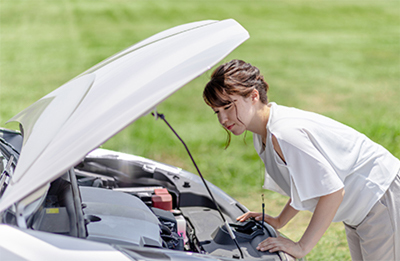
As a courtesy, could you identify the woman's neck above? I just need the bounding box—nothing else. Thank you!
[247,102,270,137]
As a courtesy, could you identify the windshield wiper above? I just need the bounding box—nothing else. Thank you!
[0,155,14,196]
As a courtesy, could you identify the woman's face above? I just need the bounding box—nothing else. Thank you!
[212,94,254,136]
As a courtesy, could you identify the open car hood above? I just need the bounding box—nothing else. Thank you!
[0,19,249,213]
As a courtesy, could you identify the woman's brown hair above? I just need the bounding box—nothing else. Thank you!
[203,59,269,148]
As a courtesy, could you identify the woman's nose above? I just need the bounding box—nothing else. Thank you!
[218,112,228,125]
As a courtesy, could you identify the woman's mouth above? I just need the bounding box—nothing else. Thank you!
[226,124,234,131]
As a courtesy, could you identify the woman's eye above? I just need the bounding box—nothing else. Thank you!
[224,105,232,110]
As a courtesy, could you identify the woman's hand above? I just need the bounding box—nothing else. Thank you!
[256,236,306,259]
[236,211,263,222]
[236,211,282,230]
[237,211,306,258]
[257,188,345,258]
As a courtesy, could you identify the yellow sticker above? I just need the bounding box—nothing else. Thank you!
[46,208,59,214]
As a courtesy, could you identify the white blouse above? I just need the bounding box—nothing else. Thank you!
[254,103,400,226]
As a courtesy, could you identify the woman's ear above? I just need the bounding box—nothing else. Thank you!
[251,89,259,103]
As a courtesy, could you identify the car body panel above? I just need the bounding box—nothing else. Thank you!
[0,224,131,261]
[0,19,249,213]
[0,224,242,261]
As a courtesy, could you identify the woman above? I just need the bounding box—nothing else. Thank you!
[203,59,399,260]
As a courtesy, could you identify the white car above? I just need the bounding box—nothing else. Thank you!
[0,19,299,261]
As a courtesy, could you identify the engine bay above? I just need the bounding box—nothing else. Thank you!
[1,132,292,260]
[71,149,289,260]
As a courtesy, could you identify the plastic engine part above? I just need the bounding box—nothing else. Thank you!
[152,188,172,211]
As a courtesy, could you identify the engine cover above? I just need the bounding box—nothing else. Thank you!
[79,187,162,247]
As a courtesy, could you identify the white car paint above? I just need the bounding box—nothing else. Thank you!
[0,224,131,261]
[0,19,249,213]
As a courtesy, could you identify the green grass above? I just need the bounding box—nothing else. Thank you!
[1,1,399,260]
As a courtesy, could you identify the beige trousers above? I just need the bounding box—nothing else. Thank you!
[344,170,400,261]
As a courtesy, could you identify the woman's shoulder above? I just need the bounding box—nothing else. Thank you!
[268,103,311,131]
[268,103,368,151]
[268,103,346,143]
[269,102,342,131]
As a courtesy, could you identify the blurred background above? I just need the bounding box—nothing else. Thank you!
[1,1,399,260]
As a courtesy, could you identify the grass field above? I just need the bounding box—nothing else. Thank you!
[1,1,399,260]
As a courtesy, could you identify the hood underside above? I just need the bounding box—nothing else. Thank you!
[0,19,249,213]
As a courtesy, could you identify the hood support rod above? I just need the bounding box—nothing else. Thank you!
[153,112,244,259]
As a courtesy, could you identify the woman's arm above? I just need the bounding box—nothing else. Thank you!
[257,188,345,258]
[275,198,299,229]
